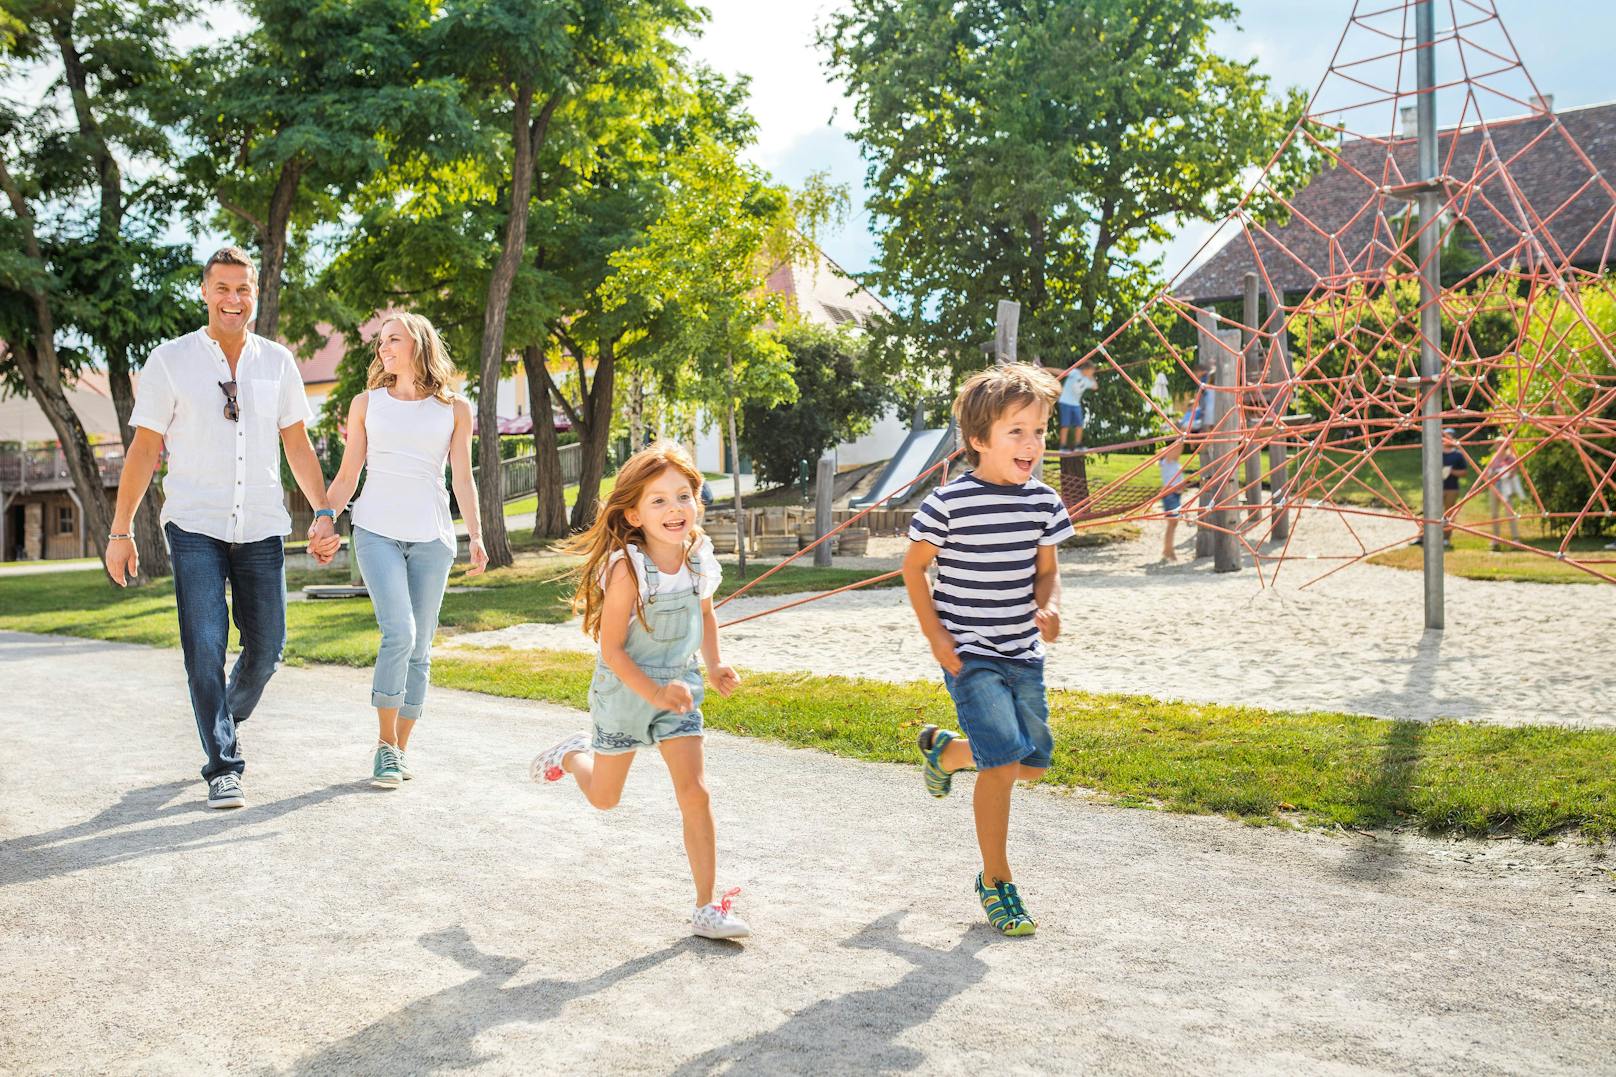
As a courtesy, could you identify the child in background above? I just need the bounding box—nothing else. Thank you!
[1056,357,1099,449]
[1159,435,1188,562]
[1481,436,1524,550]
[530,442,749,940]
[903,364,1073,937]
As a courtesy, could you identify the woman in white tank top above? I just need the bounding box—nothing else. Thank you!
[325,313,487,788]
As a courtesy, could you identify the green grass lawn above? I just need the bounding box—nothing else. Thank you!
[4,562,1610,842]
[0,557,903,668]
[1300,447,1612,583]
[432,647,1616,842]
[500,474,618,519]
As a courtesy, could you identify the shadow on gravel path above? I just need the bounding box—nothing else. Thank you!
[673,912,995,1075]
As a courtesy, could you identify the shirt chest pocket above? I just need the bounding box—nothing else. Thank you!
[247,379,282,432]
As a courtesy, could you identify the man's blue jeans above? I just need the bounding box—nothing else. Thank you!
[166,524,286,781]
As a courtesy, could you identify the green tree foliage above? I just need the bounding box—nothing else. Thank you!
[170,0,468,343]
[822,0,1307,405]
[1509,286,1616,539]
[1,0,198,576]
[739,321,893,489]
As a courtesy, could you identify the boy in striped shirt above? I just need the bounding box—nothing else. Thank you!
[902,363,1074,936]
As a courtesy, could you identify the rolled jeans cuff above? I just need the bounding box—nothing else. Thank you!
[398,701,425,720]
[371,688,406,708]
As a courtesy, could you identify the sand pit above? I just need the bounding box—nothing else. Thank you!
[449,505,1616,728]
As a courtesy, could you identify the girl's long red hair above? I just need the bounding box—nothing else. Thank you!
[563,441,706,640]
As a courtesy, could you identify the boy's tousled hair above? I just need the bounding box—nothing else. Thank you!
[561,441,706,640]
[952,363,1061,467]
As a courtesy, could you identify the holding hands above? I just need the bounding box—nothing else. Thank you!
[306,515,341,565]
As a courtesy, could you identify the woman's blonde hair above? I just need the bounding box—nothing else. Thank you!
[562,441,706,640]
[366,312,457,404]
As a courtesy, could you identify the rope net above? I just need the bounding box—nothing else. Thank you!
[720,0,1616,624]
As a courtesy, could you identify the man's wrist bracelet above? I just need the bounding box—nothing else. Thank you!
[108,532,133,541]
[313,508,336,521]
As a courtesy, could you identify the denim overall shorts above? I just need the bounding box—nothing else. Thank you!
[589,549,707,754]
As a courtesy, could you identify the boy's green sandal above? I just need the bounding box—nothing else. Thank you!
[976,873,1037,937]
[917,724,964,798]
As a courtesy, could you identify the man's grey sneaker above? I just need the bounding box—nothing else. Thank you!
[917,724,964,798]
[531,731,591,783]
[397,748,414,781]
[372,742,403,789]
[207,773,245,810]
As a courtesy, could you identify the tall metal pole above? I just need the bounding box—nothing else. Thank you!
[1416,0,1444,629]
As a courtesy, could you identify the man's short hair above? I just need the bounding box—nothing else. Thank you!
[203,246,256,282]
[952,363,1060,467]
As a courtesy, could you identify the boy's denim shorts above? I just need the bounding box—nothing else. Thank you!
[1161,490,1183,516]
[1057,402,1085,429]
[942,653,1054,770]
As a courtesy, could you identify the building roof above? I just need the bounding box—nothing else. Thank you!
[766,244,892,329]
[297,313,393,387]
[1177,100,1616,303]
[0,370,131,444]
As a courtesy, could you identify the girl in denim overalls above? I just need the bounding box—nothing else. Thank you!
[530,443,749,939]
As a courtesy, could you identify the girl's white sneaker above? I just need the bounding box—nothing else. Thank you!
[530,732,591,783]
[693,887,751,940]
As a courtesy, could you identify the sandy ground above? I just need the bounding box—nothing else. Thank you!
[2,630,1614,1075]
[454,506,1616,728]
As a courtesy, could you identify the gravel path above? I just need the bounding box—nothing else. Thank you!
[2,630,1613,1074]
[458,508,1616,728]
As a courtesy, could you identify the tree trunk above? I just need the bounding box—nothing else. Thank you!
[13,346,116,560]
[474,84,560,568]
[52,20,169,578]
[521,346,568,539]
[106,351,171,578]
[254,157,306,341]
[726,352,746,579]
[0,152,116,564]
[569,338,616,530]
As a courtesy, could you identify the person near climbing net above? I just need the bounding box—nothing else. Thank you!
[902,363,1074,937]
[1055,355,1099,450]
[1159,403,1194,562]
[528,441,750,941]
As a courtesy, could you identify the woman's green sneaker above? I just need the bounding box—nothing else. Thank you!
[372,742,403,789]
[917,724,964,798]
[976,873,1037,936]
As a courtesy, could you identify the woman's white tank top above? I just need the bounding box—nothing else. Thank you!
[350,388,456,550]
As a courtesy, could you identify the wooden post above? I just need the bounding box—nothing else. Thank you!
[1241,273,1263,526]
[1212,335,1242,573]
[1194,311,1218,559]
[814,450,835,567]
[1267,286,1293,542]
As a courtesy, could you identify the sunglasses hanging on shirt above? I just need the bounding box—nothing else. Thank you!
[218,380,239,422]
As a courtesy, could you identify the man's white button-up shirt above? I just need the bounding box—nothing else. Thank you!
[130,329,314,544]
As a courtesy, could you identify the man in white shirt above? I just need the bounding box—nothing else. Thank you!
[103,247,342,809]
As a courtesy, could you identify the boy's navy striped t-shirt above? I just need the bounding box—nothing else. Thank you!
[908,472,1075,661]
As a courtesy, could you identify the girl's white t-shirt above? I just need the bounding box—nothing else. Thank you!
[604,537,722,600]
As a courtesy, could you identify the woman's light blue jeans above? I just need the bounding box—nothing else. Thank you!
[353,527,455,719]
